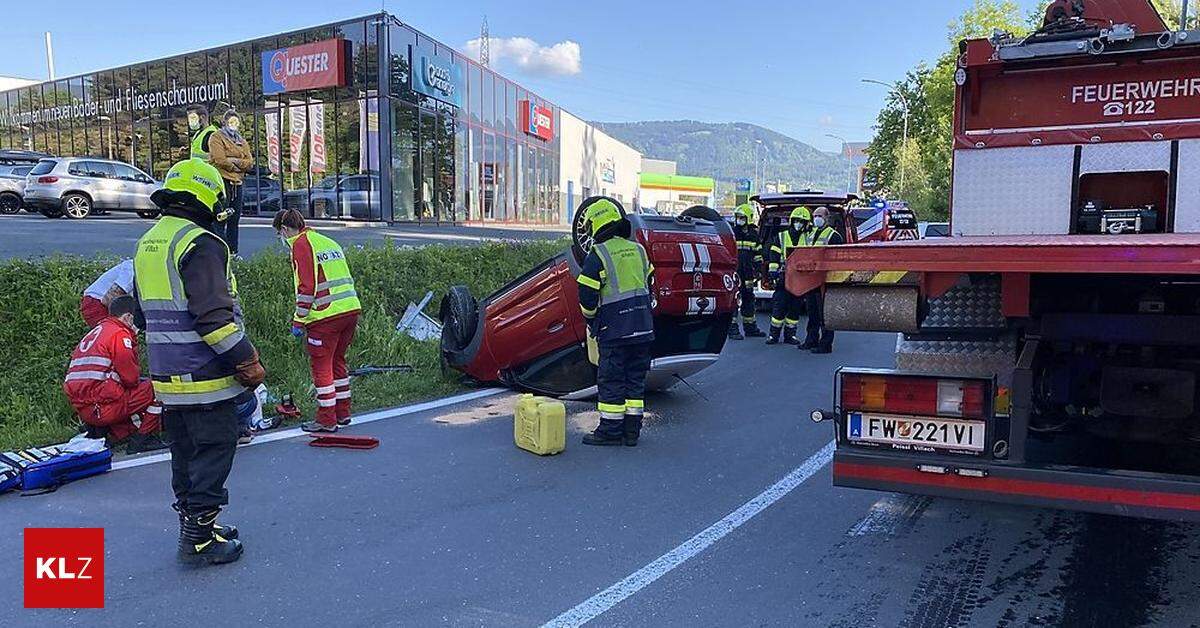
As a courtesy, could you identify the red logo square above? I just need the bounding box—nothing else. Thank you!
[24,528,104,608]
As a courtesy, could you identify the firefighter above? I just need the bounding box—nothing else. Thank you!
[799,206,844,353]
[63,294,166,454]
[765,206,812,345]
[728,203,766,339]
[134,158,265,566]
[186,104,219,162]
[576,197,654,447]
[273,208,362,433]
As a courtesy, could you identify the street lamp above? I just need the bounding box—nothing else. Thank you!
[862,78,909,198]
[825,133,854,195]
[754,139,763,193]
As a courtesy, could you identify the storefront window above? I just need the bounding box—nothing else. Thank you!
[454,120,467,221]
[391,101,417,220]
[469,64,482,126]
[389,24,415,100]
[482,71,494,127]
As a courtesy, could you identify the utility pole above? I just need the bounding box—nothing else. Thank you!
[826,133,852,195]
[44,32,55,80]
[863,78,908,198]
[754,139,763,194]
[479,16,491,68]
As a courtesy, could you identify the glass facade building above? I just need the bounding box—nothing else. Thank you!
[0,14,564,224]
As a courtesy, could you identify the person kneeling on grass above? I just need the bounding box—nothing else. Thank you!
[273,208,362,433]
[63,295,168,454]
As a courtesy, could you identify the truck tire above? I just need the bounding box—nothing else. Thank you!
[680,205,722,222]
[571,196,626,264]
[439,285,478,353]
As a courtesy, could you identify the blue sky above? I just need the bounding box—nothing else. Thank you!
[0,0,1044,152]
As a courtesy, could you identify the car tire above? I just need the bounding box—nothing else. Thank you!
[571,196,627,264]
[439,285,478,353]
[0,192,20,215]
[137,209,160,219]
[62,193,92,219]
[680,205,722,222]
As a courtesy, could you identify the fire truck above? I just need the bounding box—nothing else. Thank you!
[798,0,1200,521]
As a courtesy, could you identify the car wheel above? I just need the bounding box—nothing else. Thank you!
[680,205,723,222]
[62,193,92,219]
[0,192,20,215]
[571,196,627,264]
[439,285,478,353]
[137,209,160,219]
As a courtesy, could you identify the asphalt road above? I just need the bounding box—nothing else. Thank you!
[4,322,1200,626]
[0,213,568,260]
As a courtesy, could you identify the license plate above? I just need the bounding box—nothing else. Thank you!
[847,412,985,453]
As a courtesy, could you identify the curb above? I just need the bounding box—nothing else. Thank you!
[111,387,507,471]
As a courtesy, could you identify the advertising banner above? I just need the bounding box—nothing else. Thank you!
[288,103,307,173]
[308,101,326,174]
[413,56,463,107]
[262,39,349,95]
[519,100,554,141]
[264,110,281,175]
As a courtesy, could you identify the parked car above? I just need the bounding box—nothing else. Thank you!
[283,174,380,220]
[0,165,34,214]
[23,158,161,219]
[919,221,950,238]
[241,171,282,216]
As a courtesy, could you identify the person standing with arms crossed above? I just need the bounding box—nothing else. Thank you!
[576,197,655,447]
[273,208,362,433]
[135,158,265,565]
[209,109,254,258]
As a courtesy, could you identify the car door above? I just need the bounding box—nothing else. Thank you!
[112,164,155,209]
[72,161,121,209]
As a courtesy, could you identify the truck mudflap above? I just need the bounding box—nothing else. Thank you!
[832,449,1200,522]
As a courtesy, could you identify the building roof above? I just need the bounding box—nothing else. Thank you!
[640,172,714,192]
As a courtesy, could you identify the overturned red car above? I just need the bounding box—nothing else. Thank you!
[440,201,738,398]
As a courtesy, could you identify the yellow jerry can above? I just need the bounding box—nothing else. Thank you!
[514,393,566,455]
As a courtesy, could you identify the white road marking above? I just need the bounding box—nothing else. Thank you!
[542,439,836,628]
[111,388,506,471]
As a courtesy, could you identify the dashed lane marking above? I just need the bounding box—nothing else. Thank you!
[542,439,837,627]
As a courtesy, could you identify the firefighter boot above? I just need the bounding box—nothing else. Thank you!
[623,413,643,447]
[783,327,800,345]
[727,320,744,340]
[178,508,243,565]
[797,335,819,351]
[582,419,626,446]
[173,501,238,541]
[765,325,782,345]
[744,319,767,337]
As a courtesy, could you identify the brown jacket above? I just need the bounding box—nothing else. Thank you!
[209,129,253,184]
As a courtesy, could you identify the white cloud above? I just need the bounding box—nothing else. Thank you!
[818,114,835,127]
[464,36,582,77]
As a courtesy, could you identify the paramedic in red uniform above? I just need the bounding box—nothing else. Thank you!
[273,208,362,433]
[63,295,167,453]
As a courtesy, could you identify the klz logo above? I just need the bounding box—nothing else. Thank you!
[24,528,104,608]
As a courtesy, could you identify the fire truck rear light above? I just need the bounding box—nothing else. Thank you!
[917,464,947,475]
[956,468,987,478]
[842,373,987,419]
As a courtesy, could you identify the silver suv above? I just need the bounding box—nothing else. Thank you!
[24,157,161,219]
[0,164,34,214]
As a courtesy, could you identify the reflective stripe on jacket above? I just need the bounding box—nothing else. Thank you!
[62,318,141,406]
[134,215,245,406]
[288,228,362,326]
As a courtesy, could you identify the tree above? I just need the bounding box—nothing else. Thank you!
[863,0,1028,222]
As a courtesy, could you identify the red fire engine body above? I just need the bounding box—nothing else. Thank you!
[792,0,1200,521]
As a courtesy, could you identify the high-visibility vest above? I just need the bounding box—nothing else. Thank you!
[289,229,361,325]
[803,226,835,247]
[134,215,245,406]
[593,237,654,344]
[190,125,219,161]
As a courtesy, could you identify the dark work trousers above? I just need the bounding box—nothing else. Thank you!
[221,181,243,255]
[163,400,239,511]
[739,280,757,322]
[804,289,834,349]
[770,284,803,330]
[596,342,653,416]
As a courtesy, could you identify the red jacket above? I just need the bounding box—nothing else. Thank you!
[63,317,141,406]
